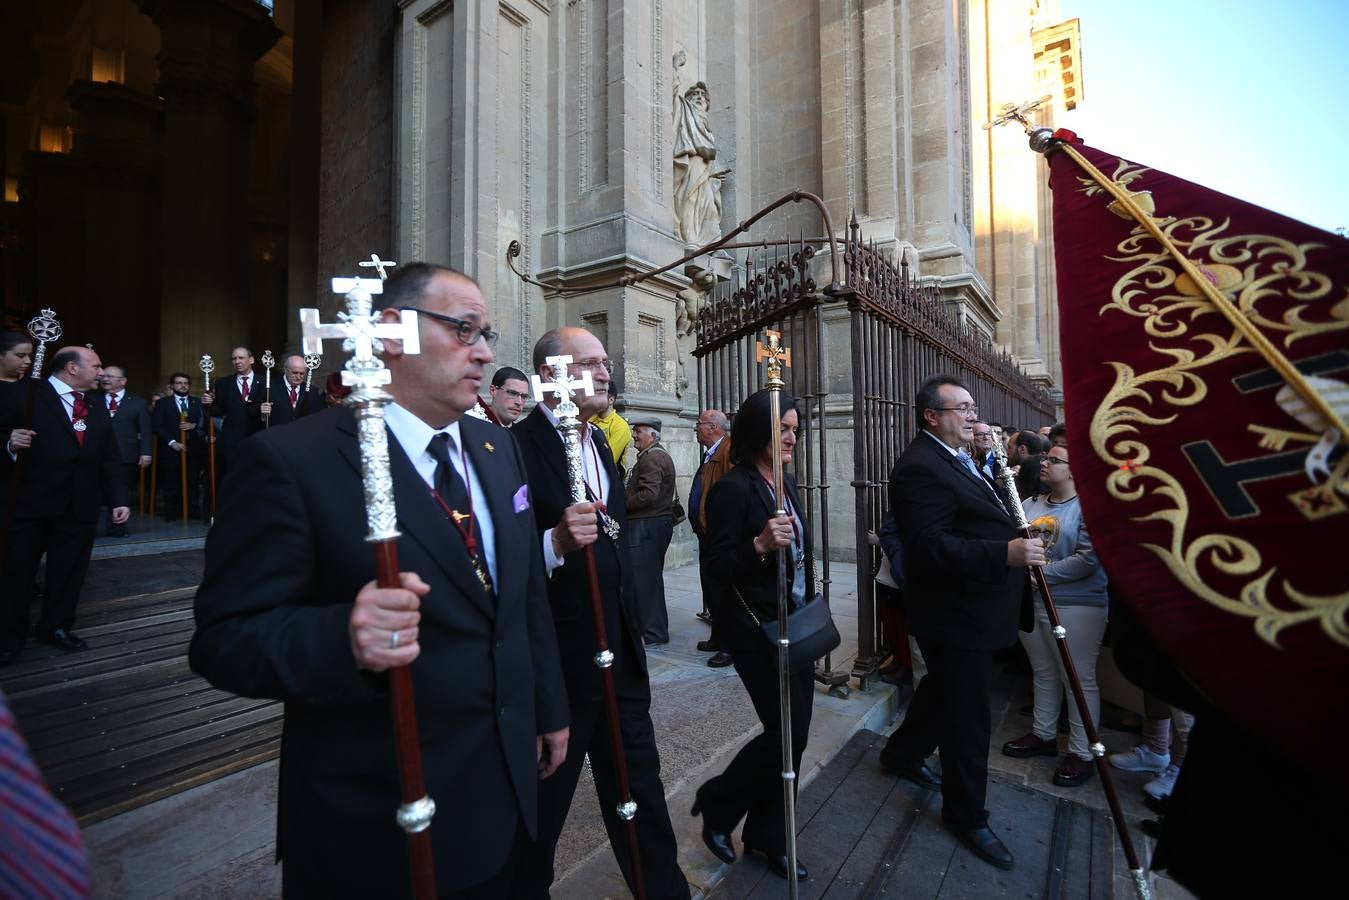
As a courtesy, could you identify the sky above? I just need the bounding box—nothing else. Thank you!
[1055,0,1348,233]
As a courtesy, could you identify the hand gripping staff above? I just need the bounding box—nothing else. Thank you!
[299,280,439,899]
[531,357,647,900]
[756,329,801,900]
[989,438,1152,900]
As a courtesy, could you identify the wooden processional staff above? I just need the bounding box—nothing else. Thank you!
[989,438,1152,900]
[299,273,439,899]
[755,329,803,900]
[199,355,217,523]
[261,350,275,428]
[531,356,647,900]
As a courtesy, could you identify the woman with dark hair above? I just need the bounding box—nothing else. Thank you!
[0,332,34,383]
[690,388,813,881]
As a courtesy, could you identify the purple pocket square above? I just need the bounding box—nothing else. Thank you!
[513,484,530,513]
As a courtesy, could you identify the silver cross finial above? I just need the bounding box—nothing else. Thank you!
[297,280,422,541]
[359,253,398,280]
[983,94,1054,133]
[299,284,420,398]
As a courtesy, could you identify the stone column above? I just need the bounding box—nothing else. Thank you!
[66,80,164,380]
[138,0,281,378]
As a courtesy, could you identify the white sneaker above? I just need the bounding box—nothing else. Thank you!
[1108,745,1171,774]
[1144,763,1181,800]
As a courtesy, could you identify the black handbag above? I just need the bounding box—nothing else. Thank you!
[735,585,841,673]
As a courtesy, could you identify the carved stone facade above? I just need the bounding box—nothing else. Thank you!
[4,0,1071,556]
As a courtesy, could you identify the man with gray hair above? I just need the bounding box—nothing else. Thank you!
[690,408,733,667]
[625,415,677,646]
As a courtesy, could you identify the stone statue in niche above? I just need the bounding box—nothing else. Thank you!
[672,50,729,249]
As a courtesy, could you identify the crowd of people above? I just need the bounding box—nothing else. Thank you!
[0,261,1209,895]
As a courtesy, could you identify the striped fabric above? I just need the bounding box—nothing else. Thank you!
[1,690,89,899]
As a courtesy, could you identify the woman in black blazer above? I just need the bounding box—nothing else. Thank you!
[691,389,813,881]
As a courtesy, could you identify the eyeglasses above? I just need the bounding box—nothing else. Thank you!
[934,405,979,418]
[568,358,614,375]
[400,307,499,347]
[1042,457,1070,466]
[494,387,530,401]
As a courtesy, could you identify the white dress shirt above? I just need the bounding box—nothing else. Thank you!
[384,403,498,587]
[537,402,610,575]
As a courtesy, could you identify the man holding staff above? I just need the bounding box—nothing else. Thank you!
[510,327,688,899]
[189,263,569,897]
[876,375,1045,870]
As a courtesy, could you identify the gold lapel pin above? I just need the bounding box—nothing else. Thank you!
[484,441,495,453]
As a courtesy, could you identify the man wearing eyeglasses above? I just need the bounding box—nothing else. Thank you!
[875,375,1046,872]
[484,366,530,426]
[512,327,689,898]
[189,262,570,897]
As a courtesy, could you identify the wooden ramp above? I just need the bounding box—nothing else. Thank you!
[712,729,1117,900]
[3,551,282,826]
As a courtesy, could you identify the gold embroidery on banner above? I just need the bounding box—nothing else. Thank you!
[1089,211,1349,649]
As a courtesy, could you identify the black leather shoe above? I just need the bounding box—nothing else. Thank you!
[946,823,1014,870]
[879,755,942,790]
[690,799,737,865]
[696,610,713,623]
[706,651,733,668]
[1001,731,1059,758]
[743,843,808,881]
[696,639,719,652]
[36,629,88,652]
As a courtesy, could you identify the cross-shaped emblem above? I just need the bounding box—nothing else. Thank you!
[755,329,792,389]
[530,355,595,421]
[25,307,61,380]
[199,354,215,394]
[983,94,1053,133]
[299,281,421,398]
[303,353,322,391]
[359,253,398,280]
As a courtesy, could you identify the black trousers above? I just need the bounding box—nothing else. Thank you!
[695,535,726,649]
[1,512,96,641]
[627,515,674,643]
[510,620,688,899]
[159,445,203,519]
[880,637,994,830]
[696,640,815,854]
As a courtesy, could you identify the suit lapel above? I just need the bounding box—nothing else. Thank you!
[334,412,495,621]
[41,382,78,445]
[521,406,569,487]
[937,444,1010,519]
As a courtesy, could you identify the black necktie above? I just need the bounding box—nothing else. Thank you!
[428,434,491,587]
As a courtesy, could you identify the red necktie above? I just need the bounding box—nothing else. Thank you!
[0,692,90,898]
[240,377,250,402]
[108,394,119,414]
[289,385,298,407]
[71,391,88,447]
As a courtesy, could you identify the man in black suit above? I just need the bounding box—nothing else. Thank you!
[189,263,570,897]
[98,365,152,536]
[876,375,1045,870]
[510,326,688,899]
[266,354,326,426]
[152,372,207,522]
[1,346,129,664]
[201,345,264,479]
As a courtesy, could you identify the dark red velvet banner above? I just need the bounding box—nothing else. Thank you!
[1047,135,1349,784]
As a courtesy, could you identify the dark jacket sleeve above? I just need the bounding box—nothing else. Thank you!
[891,454,1007,584]
[100,419,129,509]
[135,401,152,456]
[878,512,904,590]
[510,433,569,735]
[188,433,375,705]
[704,470,778,582]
